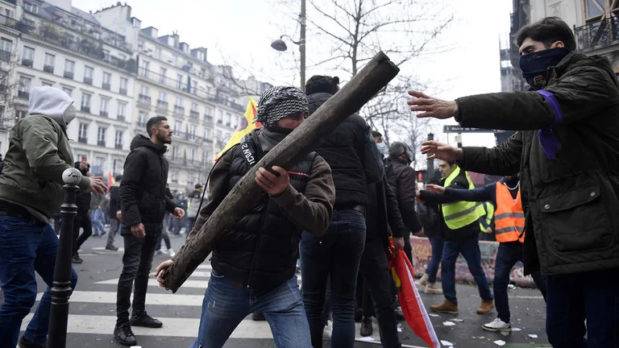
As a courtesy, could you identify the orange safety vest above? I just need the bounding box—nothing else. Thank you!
[494,182,525,243]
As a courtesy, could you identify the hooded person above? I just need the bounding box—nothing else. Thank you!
[0,86,107,348]
[155,86,336,348]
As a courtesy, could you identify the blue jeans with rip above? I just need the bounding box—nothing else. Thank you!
[300,209,366,348]
[0,215,78,347]
[441,234,492,304]
[192,273,310,348]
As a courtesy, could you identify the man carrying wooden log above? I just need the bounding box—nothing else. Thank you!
[156,86,335,348]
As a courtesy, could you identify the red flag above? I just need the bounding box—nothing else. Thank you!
[107,171,114,188]
[389,240,440,348]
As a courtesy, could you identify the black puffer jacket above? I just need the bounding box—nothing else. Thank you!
[386,158,421,233]
[455,52,619,275]
[309,92,381,208]
[120,135,176,227]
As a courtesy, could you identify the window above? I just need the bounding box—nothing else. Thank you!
[175,95,183,107]
[81,93,92,113]
[100,97,110,117]
[159,67,167,84]
[0,38,12,62]
[102,72,111,90]
[138,111,148,126]
[140,85,149,96]
[21,46,34,67]
[78,123,88,143]
[585,0,605,19]
[44,53,54,73]
[115,130,123,149]
[117,101,127,120]
[83,66,94,85]
[41,80,53,87]
[97,127,107,146]
[62,86,73,96]
[17,76,31,99]
[23,2,38,14]
[158,91,167,102]
[140,60,150,78]
[119,77,128,95]
[64,60,75,79]
[191,102,198,111]
[177,73,184,90]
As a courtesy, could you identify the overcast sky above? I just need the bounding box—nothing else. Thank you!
[72,0,513,147]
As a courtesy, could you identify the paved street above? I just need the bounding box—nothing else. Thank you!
[15,232,549,348]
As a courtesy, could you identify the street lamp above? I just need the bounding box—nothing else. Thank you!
[270,0,306,90]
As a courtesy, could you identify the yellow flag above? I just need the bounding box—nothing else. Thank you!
[215,97,260,160]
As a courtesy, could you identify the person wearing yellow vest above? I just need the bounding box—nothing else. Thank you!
[418,160,494,315]
[425,174,547,333]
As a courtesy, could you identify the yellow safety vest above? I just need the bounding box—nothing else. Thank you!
[441,166,486,230]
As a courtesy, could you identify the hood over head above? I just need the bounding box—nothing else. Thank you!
[28,86,75,128]
[130,134,167,155]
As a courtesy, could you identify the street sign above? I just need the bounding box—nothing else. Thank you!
[443,125,502,133]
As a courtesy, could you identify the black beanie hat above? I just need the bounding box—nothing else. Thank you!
[305,75,340,95]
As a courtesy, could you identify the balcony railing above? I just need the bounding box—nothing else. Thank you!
[173,105,185,116]
[117,115,126,122]
[80,106,90,113]
[575,17,619,52]
[115,143,123,150]
[97,140,106,147]
[78,137,87,144]
[100,111,108,117]
[63,71,74,79]
[102,82,111,91]
[21,59,33,67]
[190,110,199,119]
[17,90,29,99]
[83,77,93,85]
[43,65,54,73]
[119,88,127,96]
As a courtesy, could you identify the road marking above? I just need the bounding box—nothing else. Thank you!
[37,291,204,306]
[97,278,210,288]
[512,295,544,299]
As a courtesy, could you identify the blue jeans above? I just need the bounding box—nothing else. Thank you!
[441,234,492,304]
[0,215,78,347]
[494,242,546,323]
[192,274,310,348]
[546,268,619,348]
[300,209,366,348]
[426,234,444,283]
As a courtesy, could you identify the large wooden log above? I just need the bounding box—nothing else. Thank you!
[164,51,400,292]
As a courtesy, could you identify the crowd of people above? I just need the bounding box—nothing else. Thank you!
[0,15,617,348]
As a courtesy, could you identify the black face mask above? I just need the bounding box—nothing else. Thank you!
[519,47,570,90]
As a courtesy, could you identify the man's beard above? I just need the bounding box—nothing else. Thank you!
[157,133,171,144]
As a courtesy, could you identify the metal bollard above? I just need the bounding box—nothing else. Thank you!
[47,168,82,348]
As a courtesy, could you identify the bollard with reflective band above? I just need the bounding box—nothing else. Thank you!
[47,168,81,348]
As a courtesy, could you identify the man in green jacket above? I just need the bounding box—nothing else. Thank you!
[0,87,107,348]
[407,17,619,347]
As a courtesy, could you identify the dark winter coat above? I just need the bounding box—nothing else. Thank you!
[308,92,382,208]
[454,52,619,275]
[108,184,121,219]
[386,158,421,233]
[120,135,176,227]
[192,128,335,293]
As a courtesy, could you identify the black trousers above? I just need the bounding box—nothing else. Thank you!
[73,214,92,255]
[116,223,162,325]
[359,237,401,348]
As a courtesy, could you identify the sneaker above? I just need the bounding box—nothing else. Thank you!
[169,248,175,257]
[113,324,137,346]
[430,299,458,314]
[71,255,83,264]
[424,282,443,294]
[130,312,163,328]
[477,299,495,315]
[105,245,119,251]
[18,336,44,348]
[482,317,511,333]
[360,317,373,337]
[155,250,165,256]
[416,273,429,287]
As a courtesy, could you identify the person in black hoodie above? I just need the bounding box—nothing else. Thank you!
[72,160,93,264]
[301,75,382,348]
[113,116,185,346]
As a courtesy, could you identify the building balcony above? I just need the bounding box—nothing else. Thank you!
[83,77,93,85]
[0,50,11,63]
[575,17,619,52]
[102,82,111,91]
[117,115,126,122]
[43,65,54,74]
[100,111,108,118]
[137,95,151,109]
[63,71,74,79]
[17,90,29,100]
[119,88,127,96]
[80,106,90,113]
[78,137,88,144]
[173,105,185,116]
[190,110,199,119]
[21,59,33,67]
[115,143,123,150]
[156,101,168,113]
[97,140,106,147]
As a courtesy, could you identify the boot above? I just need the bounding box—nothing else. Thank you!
[430,299,458,314]
[105,244,119,251]
[416,273,429,287]
[424,282,443,294]
[18,336,44,348]
[476,299,494,315]
[130,312,163,328]
[113,324,137,346]
[360,317,373,337]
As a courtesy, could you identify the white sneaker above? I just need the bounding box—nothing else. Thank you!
[416,273,429,287]
[482,318,511,333]
[424,282,443,294]
[169,248,175,257]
